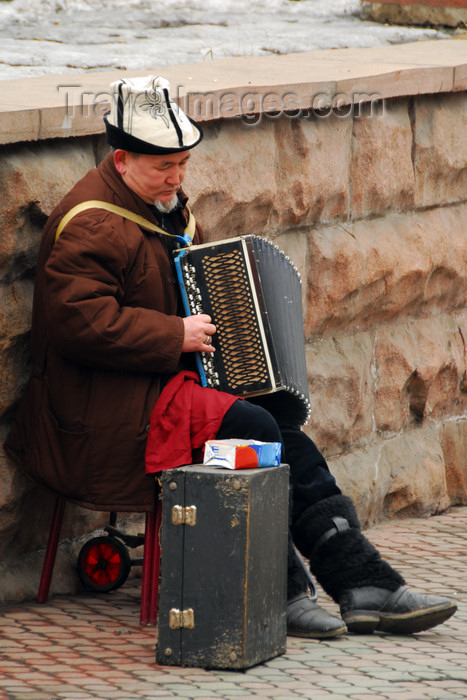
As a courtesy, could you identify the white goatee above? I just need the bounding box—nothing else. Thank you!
[153,194,180,213]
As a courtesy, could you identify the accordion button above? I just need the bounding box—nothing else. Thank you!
[168,276,176,285]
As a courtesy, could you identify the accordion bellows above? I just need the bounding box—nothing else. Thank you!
[174,236,311,426]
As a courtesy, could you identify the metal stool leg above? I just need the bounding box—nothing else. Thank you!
[148,502,162,626]
[140,509,156,625]
[37,497,66,603]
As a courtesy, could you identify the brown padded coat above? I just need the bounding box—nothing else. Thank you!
[4,152,203,511]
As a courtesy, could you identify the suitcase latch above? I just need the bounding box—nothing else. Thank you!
[169,608,195,629]
[171,505,197,526]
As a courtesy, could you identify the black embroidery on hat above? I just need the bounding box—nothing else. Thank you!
[117,82,124,131]
[140,79,170,129]
[163,88,184,148]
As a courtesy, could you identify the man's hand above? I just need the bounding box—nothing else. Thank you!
[182,314,216,353]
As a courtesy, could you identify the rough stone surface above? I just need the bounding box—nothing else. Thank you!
[184,119,278,239]
[304,314,467,459]
[272,115,352,229]
[0,280,33,418]
[362,2,467,28]
[305,330,375,457]
[184,114,352,239]
[329,423,450,527]
[0,140,101,270]
[374,315,467,432]
[304,202,467,336]
[0,89,466,603]
[439,418,467,506]
[350,99,414,219]
[413,93,467,208]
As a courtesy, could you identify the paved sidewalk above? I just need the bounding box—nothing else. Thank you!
[0,507,466,700]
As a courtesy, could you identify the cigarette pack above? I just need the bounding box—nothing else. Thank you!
[203,439,281,470]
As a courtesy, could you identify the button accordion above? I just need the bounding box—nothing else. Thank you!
[174,235,311,426]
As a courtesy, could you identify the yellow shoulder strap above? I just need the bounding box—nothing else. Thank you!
[184,206,196,241]
[54,199,195,245]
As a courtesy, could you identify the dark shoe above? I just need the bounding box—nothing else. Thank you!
[339,586,457,635]
[287,594,347,639]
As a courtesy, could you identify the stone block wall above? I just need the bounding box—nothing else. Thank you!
[0,44,466,602]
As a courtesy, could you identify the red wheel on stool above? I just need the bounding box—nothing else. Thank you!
[77,536,131,593]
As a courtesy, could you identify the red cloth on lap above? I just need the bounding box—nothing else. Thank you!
[145,370,239,473]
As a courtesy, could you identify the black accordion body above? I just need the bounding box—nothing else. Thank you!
[174,235,311,426]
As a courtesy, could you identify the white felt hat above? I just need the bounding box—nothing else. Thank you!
[104,75,203,154]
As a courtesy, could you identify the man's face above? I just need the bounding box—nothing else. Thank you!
[114,150,191,205]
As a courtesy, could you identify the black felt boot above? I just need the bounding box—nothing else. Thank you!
[292,495,456,634]
[286,534,347,639]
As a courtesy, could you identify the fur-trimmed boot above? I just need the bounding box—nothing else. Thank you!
[286,534,346,638]
[292,494,457,634]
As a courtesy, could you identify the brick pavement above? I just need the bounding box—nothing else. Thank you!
[0,507,466,700]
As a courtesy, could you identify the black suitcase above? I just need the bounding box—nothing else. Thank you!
[156,464,289,669]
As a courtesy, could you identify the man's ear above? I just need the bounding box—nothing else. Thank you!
[113,149,127,174]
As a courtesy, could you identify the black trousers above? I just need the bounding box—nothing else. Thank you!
[216,399,341,525]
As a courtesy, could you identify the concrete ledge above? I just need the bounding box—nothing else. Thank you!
[0,39,466,146]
